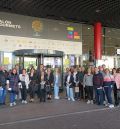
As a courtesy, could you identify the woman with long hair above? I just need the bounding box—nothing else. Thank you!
[46,68,54,100]
[54,68,61,99]
[7,68,20,107]
[29,68,37,102]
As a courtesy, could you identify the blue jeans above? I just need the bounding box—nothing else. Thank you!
[10,92,16,103]
[54,84,59,98]
[0,88,6,104]
[104,86,113,104]
[66,86,74,100]
[95,88,103,105]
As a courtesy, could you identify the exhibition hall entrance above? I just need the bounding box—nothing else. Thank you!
[13,49,64,72]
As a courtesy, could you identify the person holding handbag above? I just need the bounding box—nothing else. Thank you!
[37,70,47,102]
[19,69,29,104]
[46,68,54,100]
[65,69,75,101]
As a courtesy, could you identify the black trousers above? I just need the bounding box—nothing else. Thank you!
[21,87,27,101]
[29,83,35,99]
[116,89,120,106]
[40,89,46,102]
[85,86,93,100]
[113,83,118,105]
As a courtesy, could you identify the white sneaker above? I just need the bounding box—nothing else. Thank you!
[55,97,60,99]
[71,98,75,101]
[22,100,25,104]
[91,100,94,104]
[109,104,114,108]
[87,100,91,104]
[68,98,70,101]
[24,100,27,104]
[13,102,16,106]
[103,101,106,105]
[10,103,13,107]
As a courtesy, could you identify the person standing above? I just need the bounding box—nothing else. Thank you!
[19,69,29,104]
[93,67,104,105]
[78,67,85,99]
[37,70,47,102]
[0,66,7,105]
[7,68,20,107]
[65,69,75,101]
[54,68,61,99]
[73,67,80,100]
[103,68,114,108]
[112,68,118,106]
[114,68,120,106]
[46,68,54,100]
[83,68,93,104]
[29,68,37,102]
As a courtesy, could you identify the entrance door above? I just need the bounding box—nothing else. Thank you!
[44,57,62,69]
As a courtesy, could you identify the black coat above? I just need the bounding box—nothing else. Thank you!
[46,72,54,86]
[65,74,75,88]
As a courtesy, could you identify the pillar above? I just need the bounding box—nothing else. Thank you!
[94,22,102,66]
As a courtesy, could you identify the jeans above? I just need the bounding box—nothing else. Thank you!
[104,86,113,104]
[95,88,103,105]
[66,86,74,100]
[0,88,6,104]
[54,84,59,98]
[10,92,16,103]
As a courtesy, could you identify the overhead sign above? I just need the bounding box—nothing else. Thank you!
[0,12,82,42]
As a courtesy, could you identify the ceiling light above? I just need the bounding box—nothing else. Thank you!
[88,27,90,30]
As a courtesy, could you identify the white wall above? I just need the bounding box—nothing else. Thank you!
[0,35,82,55]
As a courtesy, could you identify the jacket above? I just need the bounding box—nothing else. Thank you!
[83,74,93,87]
[65,74,74,88]
[0,70,6,88]
[93,73,103,88]
[19,74,30,89]
[103,74,114,87]
[115,73,120,89]
[54,73,61,87]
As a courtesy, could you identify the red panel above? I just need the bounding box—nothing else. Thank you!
[94,22,102,60]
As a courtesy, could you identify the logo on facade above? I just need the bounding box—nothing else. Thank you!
[32,20,43,36]
[0,19,21,29]
[67,26,80,40]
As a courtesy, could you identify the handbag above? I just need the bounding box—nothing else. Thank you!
[46,85,50,92]
[75,86,79,93]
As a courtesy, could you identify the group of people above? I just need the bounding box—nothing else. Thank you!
[0,64,120,109]
[64,65,120,108]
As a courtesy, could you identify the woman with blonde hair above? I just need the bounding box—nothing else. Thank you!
[54,68,61,99]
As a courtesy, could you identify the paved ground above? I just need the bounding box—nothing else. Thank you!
[0,99,120,129]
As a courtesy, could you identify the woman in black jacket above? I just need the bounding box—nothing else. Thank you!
[29,68,37,102]
[37,70,47,102]
[65,69,75,101]
[46,68,54,100]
